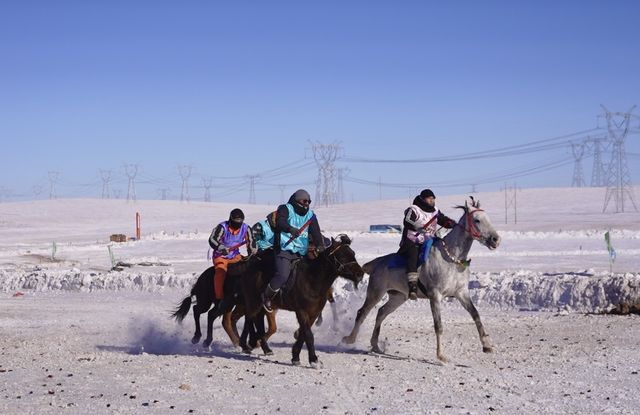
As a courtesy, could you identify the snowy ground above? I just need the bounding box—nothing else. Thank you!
[1,187,639,414]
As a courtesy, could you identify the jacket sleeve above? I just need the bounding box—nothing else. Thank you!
[308,215,323,248]
[275,204,295,233]
[245,225,256,256]
[208,224,225,250]
[403,207,421,231]
[437,211,457,229]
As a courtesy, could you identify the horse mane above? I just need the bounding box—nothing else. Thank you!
[454,196,481,213]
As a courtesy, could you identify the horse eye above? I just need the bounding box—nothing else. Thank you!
[474,219,480,223]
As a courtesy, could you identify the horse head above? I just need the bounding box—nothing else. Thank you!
[456,196,501,250]
[326,234,364,289]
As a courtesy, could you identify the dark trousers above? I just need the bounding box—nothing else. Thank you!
[270,250,299,291]
[398,241,421,274]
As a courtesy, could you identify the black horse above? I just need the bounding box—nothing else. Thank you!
[242,234,364,367]
[171,249,274,351]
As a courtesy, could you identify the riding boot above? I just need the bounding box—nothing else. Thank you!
[407,272,419,300]
[262,284,278,313]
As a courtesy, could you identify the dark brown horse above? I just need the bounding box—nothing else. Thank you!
[243,234,364,367]
[171,249,274,350]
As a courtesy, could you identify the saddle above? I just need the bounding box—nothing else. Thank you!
[387,238,435,270]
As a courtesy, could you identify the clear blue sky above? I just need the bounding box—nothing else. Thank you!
[2,1,639,203]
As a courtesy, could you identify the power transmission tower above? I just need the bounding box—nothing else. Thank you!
[336,167,349,204]
[32,185,44,198]
[278,184,286,202]
[601,105,638,213]
[113,189,122,199]
[48,171,60,199]
[99,169,112,199]
[202,177,213,202]
[310,141,341,207]
[246,174,259,204]
[124,164,138,202]
[157,187,170,200]
[178,165,192,202]
[503,182,518,224]
[585,136,609,187]
[570,142,586,187]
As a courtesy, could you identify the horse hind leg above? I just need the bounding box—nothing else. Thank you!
[191,302,209,344]
[457,290,493,353]
[370,291,406,354]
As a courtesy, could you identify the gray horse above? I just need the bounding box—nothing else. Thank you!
[342,197,500,362]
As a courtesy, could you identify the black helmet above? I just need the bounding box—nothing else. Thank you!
[228,208,245,228]
[420,189,435,199]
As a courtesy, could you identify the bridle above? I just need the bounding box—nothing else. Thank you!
[326,243,360,275]
[463,208,486,243]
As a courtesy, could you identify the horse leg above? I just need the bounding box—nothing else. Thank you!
[342,284,386,344]
[202,305,219,349]
[191,301,209,344]
[253,311,273,355]
[429,294,448,363]
[370,291,406,353]
[239,317,253,354]
[292,312,312,365]
[222,306,240,347]
[457,290,493,353]
[264,309,277,343]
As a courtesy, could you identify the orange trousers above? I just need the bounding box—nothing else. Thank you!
[213,255,242,300]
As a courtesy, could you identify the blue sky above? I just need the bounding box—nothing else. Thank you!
[1,1,639,203]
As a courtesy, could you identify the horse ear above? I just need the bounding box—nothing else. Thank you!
[339,234,351,245]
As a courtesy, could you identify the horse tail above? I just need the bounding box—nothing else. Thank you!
[171,296,192,323]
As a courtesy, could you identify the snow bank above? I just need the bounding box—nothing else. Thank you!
[3,265,639,314]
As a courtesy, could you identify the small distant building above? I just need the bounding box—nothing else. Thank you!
[369,224,401,233]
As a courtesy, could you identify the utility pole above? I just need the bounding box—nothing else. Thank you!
[48,171,60,199]
[310,141,341,207]
[178,164,192,202]
[601,105,638,213]
[124,164,138,202]
[99,169,112,199]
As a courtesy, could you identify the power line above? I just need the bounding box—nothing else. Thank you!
[342,128,601,163]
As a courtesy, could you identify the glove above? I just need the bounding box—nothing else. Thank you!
[315,243,326,253]
[218,246,229,255]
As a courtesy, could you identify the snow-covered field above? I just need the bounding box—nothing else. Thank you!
[1,187,639,414]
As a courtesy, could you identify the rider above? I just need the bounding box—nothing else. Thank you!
[209,208,255,303]
[261,189,324,312]
[399,189,456,300]
[252,219,275,251]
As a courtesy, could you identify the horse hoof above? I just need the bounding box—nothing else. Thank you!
[483,346,493,353]
[263,348,274,356]
[202,339,213,349]
[191,336,201,345]
[341,336,354,344]
[242,348,252,355]
[310,360,323,369]
[291,359,301,366]
[437,355,449,364]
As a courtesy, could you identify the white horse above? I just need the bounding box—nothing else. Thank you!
[342,197,501,362]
